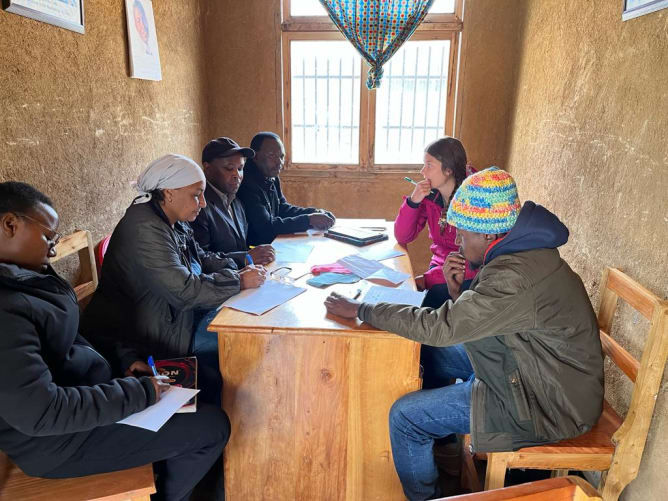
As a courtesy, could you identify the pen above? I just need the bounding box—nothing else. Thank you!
[147,355,159,377]
[404,176,418,185]
[246,253,254,266]
[353,288,362,300]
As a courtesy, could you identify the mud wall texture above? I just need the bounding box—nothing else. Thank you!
[203,0,522,276]
[505,2,667,499]
[0,0,207,240]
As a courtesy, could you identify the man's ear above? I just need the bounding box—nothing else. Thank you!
[0,213,20,239]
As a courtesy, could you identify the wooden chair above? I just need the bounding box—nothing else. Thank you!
[0,230,156,501]
[464,267,668,501]
[51,229,99,302]
[440,476,602,500]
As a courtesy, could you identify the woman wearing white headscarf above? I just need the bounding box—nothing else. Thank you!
[82,154,266,405]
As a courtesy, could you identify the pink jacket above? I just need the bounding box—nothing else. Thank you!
[394,192,478,289]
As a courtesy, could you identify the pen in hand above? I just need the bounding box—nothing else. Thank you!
[404,176,418,185]
[353,288,362,300]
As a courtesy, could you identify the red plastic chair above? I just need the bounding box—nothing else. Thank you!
[95,235,111,276]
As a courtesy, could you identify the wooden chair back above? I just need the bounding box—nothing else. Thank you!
[443,476,602,500]
[51,230,98,302]
[595,268,668,500]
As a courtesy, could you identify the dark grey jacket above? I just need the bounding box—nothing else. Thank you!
[191,184,249,268]
[358,202,604,452]
[81,200,241,371]
[0,264,154,475]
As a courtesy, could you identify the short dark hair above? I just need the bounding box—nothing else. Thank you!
[250,132,282,152]
[0,181,53,215]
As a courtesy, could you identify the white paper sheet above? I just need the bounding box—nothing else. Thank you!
[337,255,410,285]
[272,241,314,263]
[221,279,306,315]
[362,285,426,307]
[118,387,199,432]
[356,246,405,261]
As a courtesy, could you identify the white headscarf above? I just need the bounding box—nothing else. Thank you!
[133,154,206,204]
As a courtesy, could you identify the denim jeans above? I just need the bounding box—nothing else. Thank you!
[389,343,474,501]
[191,308,223,406]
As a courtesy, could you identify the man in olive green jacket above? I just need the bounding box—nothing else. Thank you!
[325,167,603,501]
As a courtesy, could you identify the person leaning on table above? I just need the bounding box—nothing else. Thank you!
[81,154,266,406]
[0,181,229,501]
[325,167,604,501]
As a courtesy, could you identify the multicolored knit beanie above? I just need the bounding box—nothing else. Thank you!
[446,167,521,234]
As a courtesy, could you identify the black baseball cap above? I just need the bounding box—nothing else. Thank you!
[202,137,255,164]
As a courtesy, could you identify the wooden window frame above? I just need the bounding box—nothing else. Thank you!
[280,0,463,173]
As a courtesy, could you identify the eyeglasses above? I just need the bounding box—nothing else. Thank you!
[269,266,293,284]
[19,214,62,246]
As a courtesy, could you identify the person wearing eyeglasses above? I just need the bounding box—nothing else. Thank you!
[0,181,230,501]
[81,154,266,407]
[237,131,336,245]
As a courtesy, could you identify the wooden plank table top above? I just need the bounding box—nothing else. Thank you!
[209,219,415,336]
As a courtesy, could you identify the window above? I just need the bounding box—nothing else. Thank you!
[282,0,463,170]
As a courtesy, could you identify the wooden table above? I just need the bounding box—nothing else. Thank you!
[209,220,421,500]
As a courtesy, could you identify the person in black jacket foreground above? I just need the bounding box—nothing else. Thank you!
[236,131,336,245]
[0,181,230,501]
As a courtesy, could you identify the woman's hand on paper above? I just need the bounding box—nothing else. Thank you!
[324,292,360,319]
[149,376,174,402]
[249,244,275,265]
[240,265,267,289]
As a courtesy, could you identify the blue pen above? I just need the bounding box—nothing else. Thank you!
[147,356,159,377]
[246,253,254,266]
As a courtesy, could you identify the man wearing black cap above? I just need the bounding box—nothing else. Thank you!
[237,132,336,245]
[192,137,275,266]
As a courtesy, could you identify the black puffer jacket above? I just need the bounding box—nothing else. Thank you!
[0,264,154,476]
[359,202,604,452]
[81,200,241,371]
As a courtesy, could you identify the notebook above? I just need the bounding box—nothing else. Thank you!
[324,226,388,246]
[154,357,197,413]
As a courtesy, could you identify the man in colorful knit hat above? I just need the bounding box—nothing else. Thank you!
[325,167,604,501]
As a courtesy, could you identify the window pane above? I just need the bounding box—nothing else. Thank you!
[291,41,361,164]
[430,0,456,14]
[291,0,327,17]
[291,0,455,16]
[374,40,451,165]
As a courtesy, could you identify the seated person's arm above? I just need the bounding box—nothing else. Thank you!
[276,182,335,228]
[190,213,249,268]
[328,264,533,347]
[394,196,428,245]
[241,185,310,243]
[132,223,241,311]
[0,312,156,436]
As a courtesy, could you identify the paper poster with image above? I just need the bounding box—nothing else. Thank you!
[125,0,162,80]
[3,0,85,33]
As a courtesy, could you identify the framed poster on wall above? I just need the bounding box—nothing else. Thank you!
[622,0,668,20]
[125,0,162,81]
[2,0,85,34]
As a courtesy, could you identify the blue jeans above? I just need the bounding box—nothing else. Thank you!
[389,344,474,501]
[192,308,223,407]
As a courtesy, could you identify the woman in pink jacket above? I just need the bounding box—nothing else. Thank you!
[394,137,477,303]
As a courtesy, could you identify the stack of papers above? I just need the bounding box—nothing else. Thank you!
[221,279,306,315]
[362,285,426,307]
[337,255,410,285]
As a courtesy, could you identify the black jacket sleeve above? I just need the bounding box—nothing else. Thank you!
[0,300,152,437]
[240,183,312,244]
